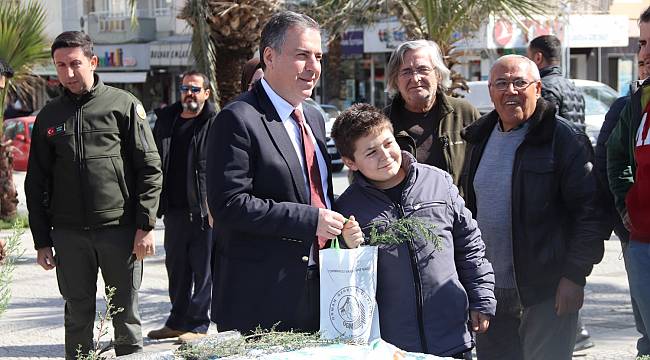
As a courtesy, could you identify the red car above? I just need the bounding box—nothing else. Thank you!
[2,116,36,171]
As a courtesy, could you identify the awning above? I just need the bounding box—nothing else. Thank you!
[96,71,148,83]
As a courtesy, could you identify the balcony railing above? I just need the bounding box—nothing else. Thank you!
[87,10,157,43]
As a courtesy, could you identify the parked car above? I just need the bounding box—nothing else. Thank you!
[320,104,342,121]
[2,116,36,171]
[304,98,344,172]
[455,79,619,146]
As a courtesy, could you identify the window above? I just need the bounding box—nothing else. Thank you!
[154,0,172,16]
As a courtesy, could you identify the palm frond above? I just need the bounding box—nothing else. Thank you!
[184,0,220,109]
[128,0,139,29]
[0,0,50,121]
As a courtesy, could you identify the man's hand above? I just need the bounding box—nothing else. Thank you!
[133,229,155,260]
[207,209,214,228]
[470,311,490,333]
[555,277,584,316]
[0,238,7,262]
[36,247,56,270]
[316,208,345,241]
[341,215,364,249]
[622,210,632,232]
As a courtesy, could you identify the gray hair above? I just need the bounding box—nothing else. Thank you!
[259,11,320,70]
[386,40,451,97]
[489,54,541,82]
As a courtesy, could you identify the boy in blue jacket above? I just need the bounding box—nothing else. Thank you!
[335,103,496,359]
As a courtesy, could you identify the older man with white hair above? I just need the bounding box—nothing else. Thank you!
[384,40,480,189]
[461,55,605,360]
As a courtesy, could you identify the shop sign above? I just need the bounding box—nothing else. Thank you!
[95,44,150,70]
[150,42,193,66]
[341,29,364,56]
[485,15,627,49]
[364,21,407,53]
[486,17,565,49]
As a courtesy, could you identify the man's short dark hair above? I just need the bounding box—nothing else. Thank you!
[51,31,94,58]
[641,5,650,24]
[331,103,394,160]
[181,70,210,90]
[259,11,319,70]
[0,58,14,78]
[529,35,562,63]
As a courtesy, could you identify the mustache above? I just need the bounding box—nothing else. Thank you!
[182,101,200,112]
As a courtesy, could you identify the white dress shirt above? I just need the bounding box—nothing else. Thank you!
[260,79,332,209]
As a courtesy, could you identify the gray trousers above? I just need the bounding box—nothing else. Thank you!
[52,226,143,359]
[476,288,578,360]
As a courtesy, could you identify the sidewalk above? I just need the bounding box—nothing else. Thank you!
[0,171,642,359]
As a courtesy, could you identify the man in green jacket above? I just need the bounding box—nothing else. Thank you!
[384,39,480,190]
[25,31,162,359]
[607,6,650,357]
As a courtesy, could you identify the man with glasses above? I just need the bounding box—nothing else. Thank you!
[384,40,480,190]
[148,70,217,343]
[461,55,604,359]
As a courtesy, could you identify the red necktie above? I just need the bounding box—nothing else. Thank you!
[291,109,328,249]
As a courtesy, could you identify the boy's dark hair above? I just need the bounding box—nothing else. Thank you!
[331,103,393,160]
[181,70,210,90]
[51,31,94,58]
[529,35,561,63]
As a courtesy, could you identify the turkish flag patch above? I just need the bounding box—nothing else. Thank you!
[46,123,66,137]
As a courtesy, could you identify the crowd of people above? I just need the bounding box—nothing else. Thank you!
[1,4,649,360]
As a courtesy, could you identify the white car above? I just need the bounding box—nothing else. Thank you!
[456,79,619,146]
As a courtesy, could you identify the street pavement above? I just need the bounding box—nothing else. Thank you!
[0,170,642,359]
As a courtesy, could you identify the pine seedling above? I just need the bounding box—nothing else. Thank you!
[176,325,348,359]
[0,221,25,317]
[75,286,124,360]
[366,217,442,251]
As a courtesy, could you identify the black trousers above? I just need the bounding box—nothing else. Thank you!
[163,209,214,333]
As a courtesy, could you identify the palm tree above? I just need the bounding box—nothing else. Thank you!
[129,0,279,108]
[310,0,554,93]
[179,0,280,107]
[0,0,49,220]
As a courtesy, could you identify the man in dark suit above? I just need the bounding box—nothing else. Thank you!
[206,11,346,334]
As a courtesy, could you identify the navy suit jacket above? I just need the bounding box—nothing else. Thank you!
[206,80,334,333]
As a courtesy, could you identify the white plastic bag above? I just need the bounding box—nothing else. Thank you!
[319,240,380,343]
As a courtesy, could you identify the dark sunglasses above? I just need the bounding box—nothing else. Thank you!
[180,85,203,93]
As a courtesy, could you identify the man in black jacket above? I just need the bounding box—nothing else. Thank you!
[148,71,216,343]
[527,35,586,131]
[528,34,593,351]
[463,55,604,359]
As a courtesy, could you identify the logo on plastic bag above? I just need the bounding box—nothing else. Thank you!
[329,286,373,337]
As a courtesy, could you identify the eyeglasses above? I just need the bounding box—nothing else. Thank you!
[490,79,536,91]
[398,66,434,78]
[180,85,203,93]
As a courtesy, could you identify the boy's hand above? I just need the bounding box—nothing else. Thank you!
[341,215,364,248]
[470,311,490,333]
